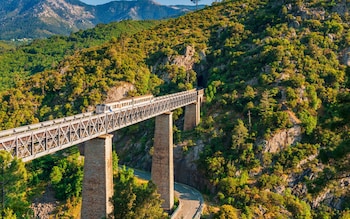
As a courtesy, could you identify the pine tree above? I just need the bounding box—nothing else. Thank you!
[0,151,31,217]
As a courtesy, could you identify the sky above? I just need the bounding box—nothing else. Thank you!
[80,0,214,6]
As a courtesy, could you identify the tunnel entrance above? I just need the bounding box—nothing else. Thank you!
[197,75,204,88]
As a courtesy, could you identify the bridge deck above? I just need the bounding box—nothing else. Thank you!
[0,89,202,162]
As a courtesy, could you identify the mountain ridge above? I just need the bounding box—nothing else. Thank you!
[0,0,200,40]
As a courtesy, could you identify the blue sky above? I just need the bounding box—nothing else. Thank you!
[80,0,214,6]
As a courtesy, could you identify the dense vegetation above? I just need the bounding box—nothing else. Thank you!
[0,0,350,218]
[0,147,165,218]
[0,20,159,92]
[112,166,165,218]
[0,151,30,218]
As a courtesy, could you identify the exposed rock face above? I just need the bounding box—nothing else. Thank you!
[113,129,153,172]
[285,1,350,26]
[0,0,94,39]
[260,125,302,153]
[331,0,349,15]
[341,48,350,67]
[37,0,94,28]
[156,45,204,84]
[311,176,350,210]
[31,185,59,219]
[32,202,57,219]
[313,189,341,210]
[156,45,197,83]
[155,45,208,87]
[104,82,135,103]
[170,46,197,71]
[173,140,213,192]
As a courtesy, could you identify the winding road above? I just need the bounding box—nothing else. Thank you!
[131,168,204,219]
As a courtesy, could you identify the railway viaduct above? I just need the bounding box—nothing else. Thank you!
[0,89,204,218]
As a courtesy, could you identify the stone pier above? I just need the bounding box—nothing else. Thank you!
[184,90,203,131]
[151,112,174,210]
[81,134,114,219]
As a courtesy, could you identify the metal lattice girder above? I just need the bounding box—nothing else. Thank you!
[0,89,201,162]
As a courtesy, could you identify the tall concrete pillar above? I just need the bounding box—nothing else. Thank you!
[184,102,200,131]
[151,112,174,211]
[184,91,203,131]
[81,134,114,219]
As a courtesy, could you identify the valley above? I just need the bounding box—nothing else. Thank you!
[0,0,350,218]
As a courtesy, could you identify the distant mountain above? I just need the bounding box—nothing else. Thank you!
[93,0,197,23]
[0,0,201,40]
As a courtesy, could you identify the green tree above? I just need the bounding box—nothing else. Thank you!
[111,166,164,219]
[132,181,164,218]
[0,151,30,217]
[3,208,17,219]
[298,109,317,135]
[259,90,275,121]
[50,166,62,184]
[50,151,83,200]
[205,151,226,183]
[112,167,136,218]
[340,210,350,219]
[112,151,119,173]
[243,85,255,101]
[216,204,239,219]
[231,119,249,150]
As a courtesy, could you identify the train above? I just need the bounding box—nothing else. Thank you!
[95,88,203,114]
[95,94,154,114]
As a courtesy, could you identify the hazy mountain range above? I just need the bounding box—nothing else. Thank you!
[0,0,200,40]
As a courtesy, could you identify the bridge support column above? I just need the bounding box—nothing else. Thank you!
[184,102,200,131]
[81,134,114,219]
[184,90,203,131]
[151,112,174,211]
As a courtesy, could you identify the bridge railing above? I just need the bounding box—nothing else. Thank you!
[0,112,94,138]
[0,89,201,162]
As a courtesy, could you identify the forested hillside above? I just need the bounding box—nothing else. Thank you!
[1,0,350,218]
[0,20,159,92]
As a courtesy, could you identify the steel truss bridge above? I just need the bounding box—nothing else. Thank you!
[0,89,203,162]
